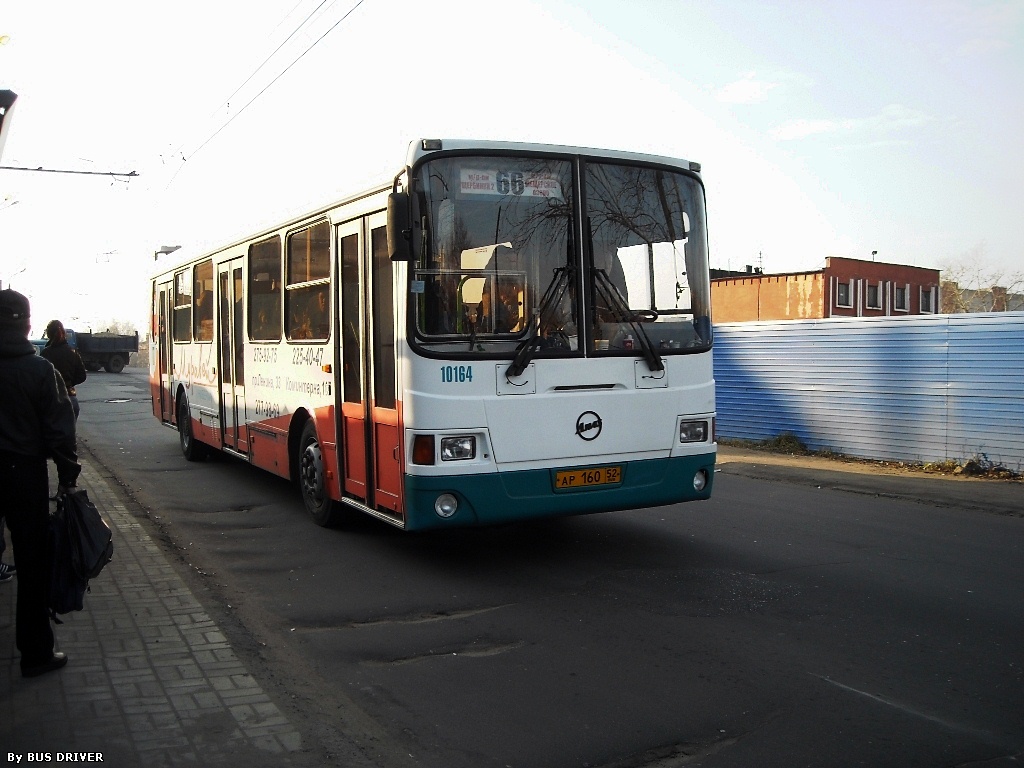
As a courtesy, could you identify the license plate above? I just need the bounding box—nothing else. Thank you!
[554,465,623,490]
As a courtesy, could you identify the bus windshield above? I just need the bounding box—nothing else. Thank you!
[411,154,710,358]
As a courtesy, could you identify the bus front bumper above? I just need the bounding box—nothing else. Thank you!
[403,453,716,531]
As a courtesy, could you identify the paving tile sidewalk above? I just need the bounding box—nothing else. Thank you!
[1,460,305,767]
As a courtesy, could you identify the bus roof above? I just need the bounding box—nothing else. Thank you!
[406,138,702,175]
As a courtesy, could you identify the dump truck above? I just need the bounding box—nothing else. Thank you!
[31,329,139,373]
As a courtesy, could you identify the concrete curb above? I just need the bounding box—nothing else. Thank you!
[717,445,1024,517]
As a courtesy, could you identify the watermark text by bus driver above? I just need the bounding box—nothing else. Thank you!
[7,755,104,763]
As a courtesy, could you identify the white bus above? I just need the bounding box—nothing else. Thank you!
[150,139,716,530]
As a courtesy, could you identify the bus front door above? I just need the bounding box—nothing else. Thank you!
[337,215,403,518]
[218,260,248,453]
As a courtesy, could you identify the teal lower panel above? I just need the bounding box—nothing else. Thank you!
[403,453,716,531]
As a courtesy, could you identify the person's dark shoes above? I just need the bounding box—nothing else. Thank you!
[21,652,68,678]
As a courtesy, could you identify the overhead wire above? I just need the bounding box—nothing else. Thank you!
[181,0,367,166]
[210,0,334,118]
[162,0,367,190]
[0,165,138,177]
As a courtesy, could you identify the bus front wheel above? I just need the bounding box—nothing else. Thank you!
[298,420,345,527]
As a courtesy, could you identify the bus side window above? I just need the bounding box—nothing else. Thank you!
[286,221,330,341]
[248,236,282,341]
[287,285,329,340]
[173,269,192,342]
[193,259,214,342]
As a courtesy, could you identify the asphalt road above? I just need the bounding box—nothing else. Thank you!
[77,369,1023,767]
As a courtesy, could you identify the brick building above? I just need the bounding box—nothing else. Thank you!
[711,257,941,323]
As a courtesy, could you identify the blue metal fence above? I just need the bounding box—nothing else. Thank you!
[713,312,1024,471]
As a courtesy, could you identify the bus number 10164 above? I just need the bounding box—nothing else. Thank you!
[441,365,473,383]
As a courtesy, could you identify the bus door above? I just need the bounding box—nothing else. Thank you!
[155,281,175,422]
[217,260,249,453]
[337,214,402,517]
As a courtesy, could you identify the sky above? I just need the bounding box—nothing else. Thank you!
[1,0,1022,337]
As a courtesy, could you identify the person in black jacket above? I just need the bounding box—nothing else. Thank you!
[41,319,87,420]
[0,289,81,677]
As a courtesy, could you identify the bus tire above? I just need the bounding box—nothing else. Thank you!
[298,420,345,527]
[178,396,208,462]
[104,355,126,373]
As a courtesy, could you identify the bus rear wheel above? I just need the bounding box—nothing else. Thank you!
[178,396,208,462]
[298,420,345,527]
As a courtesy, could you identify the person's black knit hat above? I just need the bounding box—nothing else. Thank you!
[0,289,31,325]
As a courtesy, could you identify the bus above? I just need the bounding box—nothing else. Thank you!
[150,138,716,530]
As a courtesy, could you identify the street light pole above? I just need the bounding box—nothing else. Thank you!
[154,245,181,261]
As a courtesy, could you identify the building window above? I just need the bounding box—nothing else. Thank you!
[894,285,908,312]
[920,286,935,313]
[836,280,852,308]
[866,282,881,309]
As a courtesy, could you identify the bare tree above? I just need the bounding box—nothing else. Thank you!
[940,245,1024,313]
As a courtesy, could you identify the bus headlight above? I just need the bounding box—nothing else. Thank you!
[693,469,708,492]
[434,493,459,518]
[440,436,476,461]
[679,420,708,443]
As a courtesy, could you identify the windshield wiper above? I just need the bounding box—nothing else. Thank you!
[506,266,572,377]
[592,268,663,372]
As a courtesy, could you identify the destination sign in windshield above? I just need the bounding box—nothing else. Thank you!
[459,169,563,199]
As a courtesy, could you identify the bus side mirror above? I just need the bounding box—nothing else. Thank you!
[387,192,412,261]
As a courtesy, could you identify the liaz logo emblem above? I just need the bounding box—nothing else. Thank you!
[575,411,603,441]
